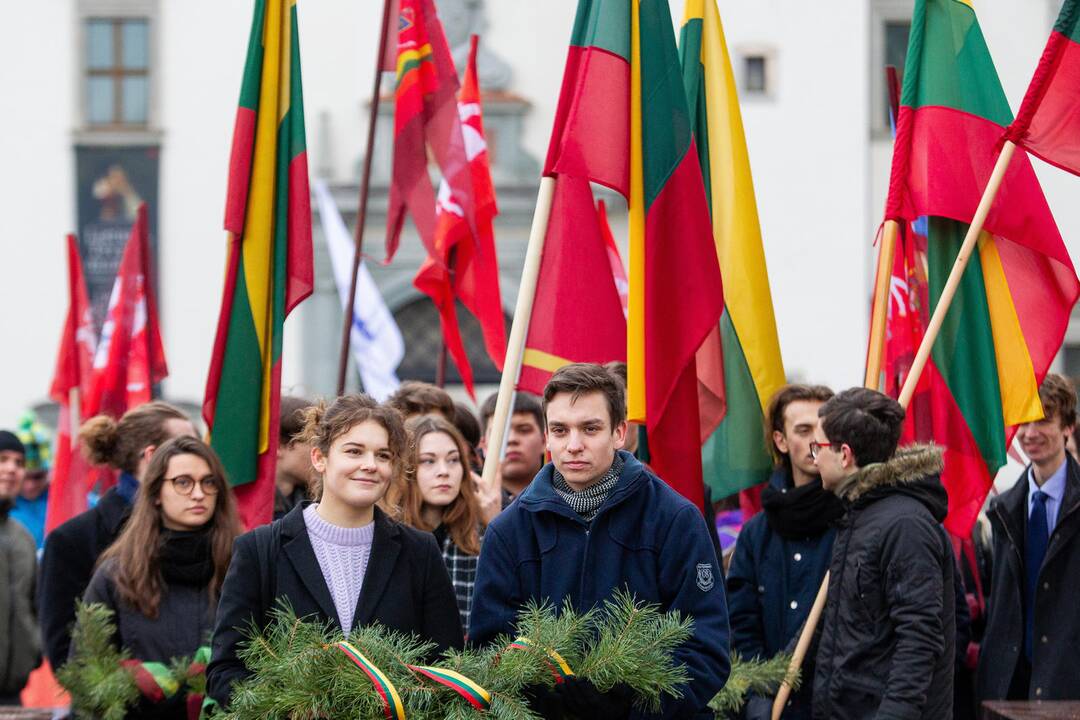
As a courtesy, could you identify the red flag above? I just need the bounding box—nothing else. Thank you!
[518,175,627,395]
[85,204,168,420]
[1004,0,1080,176]
[596,200,629,318]
[45,236,98,534]
[386,0,474,262]
[413,35,505,399]
[380,0,401,71]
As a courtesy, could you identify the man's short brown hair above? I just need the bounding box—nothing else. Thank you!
[480,391,545,435]
[543,363,625,429]
[765,384,834,468]
[1039,373,1077,428]
[280,396,314,444]
[386,381,455,420]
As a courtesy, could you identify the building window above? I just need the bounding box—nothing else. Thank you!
[744,55,768,94]
[85,18,149,127]
[392,297,508,385]
[871,1,915,135]
[883,20,911,125]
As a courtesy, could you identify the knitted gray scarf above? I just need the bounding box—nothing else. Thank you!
[552,454,624,522]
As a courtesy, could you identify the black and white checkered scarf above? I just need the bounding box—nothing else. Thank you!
[552,454,624,522]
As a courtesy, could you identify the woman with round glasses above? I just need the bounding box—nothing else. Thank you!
[76,435,242,719]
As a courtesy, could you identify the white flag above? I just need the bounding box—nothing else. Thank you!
[314,180,404,401]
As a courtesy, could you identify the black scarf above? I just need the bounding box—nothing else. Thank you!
[0,496,12,518]
[761,476,845,540]
[159,526,215,587]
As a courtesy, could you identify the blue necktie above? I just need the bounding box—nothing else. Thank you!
[1025,490,1049,660]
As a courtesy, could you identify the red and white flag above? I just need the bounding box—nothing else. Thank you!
[45,235,98,534]
[413,35,505,398]
[85,204,168,420]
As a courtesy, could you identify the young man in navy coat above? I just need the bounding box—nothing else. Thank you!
[726,384,841,719]
[469,363,730,719]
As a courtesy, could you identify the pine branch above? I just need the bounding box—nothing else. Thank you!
[59,602,212,720]
[709,652,801,718]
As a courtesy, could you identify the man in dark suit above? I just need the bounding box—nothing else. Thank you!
[978,373,1080,702]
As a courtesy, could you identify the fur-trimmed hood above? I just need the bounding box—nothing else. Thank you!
[833,443,948,520]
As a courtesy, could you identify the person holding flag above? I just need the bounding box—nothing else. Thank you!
[811,388,954,720]
[725,384,840,720]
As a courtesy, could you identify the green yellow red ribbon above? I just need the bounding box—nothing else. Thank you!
[408,664,491,710]
[508,636,576,683]
[336,641,407,720]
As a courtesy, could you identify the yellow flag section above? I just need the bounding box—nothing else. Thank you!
[680,0,785,497]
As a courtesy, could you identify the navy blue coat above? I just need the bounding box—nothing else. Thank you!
[469,451,731,719]
[726,469,835,719]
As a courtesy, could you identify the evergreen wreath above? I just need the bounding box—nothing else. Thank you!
[218,589,693,720]
[57,601,211,720]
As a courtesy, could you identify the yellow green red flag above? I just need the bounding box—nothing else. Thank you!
[203,0,313,528]
[679,0,785,499]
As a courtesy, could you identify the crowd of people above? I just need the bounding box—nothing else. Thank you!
[0,363,1077,718]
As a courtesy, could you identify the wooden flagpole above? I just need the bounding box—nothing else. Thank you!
[479,177,556,492]
[772,141,1018,720]
[336,0,394,395]
[898,141,1017,406]
[864,220,900,390]
[865,66,905,390]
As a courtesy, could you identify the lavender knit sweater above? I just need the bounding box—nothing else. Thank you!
[303,504,374,636]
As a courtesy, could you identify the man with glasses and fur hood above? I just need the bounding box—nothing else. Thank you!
[810,388,954,720]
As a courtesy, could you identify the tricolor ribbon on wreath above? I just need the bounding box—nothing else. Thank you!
[334,635,580,716]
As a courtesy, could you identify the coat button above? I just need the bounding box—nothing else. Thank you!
[1044,581,1050,591]
[794,553,803,562]
[1036,688,1043,697]
[790,600,799,610]
[758,585,765,593]
[1042,635,1048,644]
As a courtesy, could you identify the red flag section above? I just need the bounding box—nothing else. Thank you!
[518,175,627,395]
[1005,0,1080,176]
[413,35,505,399]
[596,200,629,318]
[386,0,474,262]
[85,204,168,422]
[44,235,98,534]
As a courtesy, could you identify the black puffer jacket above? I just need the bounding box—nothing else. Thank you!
[813,445,955,720]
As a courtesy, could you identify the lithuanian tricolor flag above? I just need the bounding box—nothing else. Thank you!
[1006,0,1080,177]
[204,0,313,528]
[544,0,723,508]
[680,0,785,500]
[884,0,1079,536]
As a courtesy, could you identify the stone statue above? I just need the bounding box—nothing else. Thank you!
[437,0,512,91]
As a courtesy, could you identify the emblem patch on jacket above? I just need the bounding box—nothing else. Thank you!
[696,562,715,592]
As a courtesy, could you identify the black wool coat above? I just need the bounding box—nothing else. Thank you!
[813,445,956,720]
[977,454,1080,702]
[206,503,464,708]
[79,558,217,720]
[38,487,131,668]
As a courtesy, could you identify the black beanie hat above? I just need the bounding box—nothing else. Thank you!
[0,430,26,456]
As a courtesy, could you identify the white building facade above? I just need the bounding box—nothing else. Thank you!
[2,0,1077,453]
